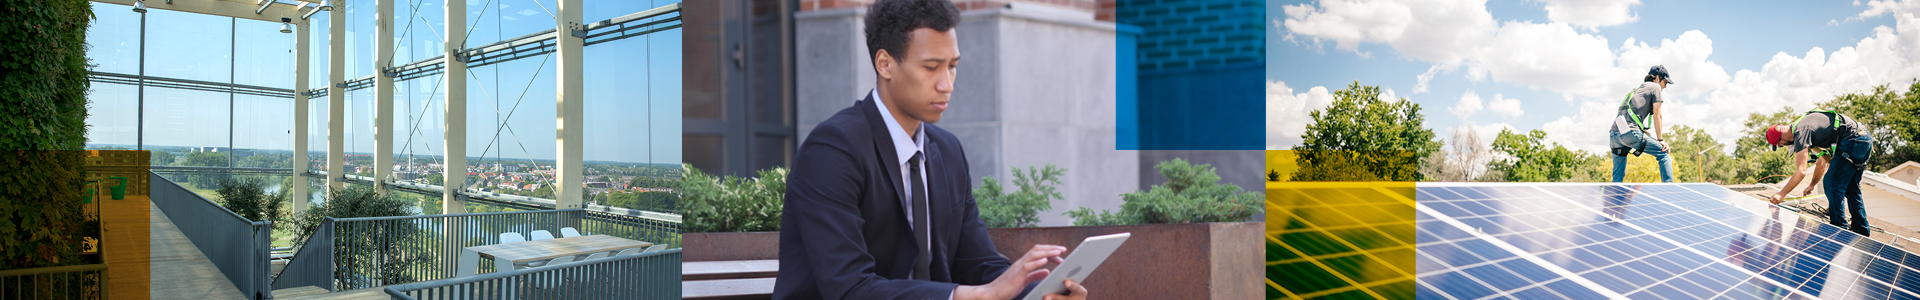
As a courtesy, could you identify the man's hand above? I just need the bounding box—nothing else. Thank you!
[1042,279,1088,300]
[1769,193,1785,205]
[955,245,1065,300]
[1800,186,1818,197]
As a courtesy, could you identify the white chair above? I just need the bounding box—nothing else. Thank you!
[499,232,527,244]
[639,244,667,254]
[530,230,556,241]
[614,247,643,257]
[560,227,582,238]
[582,252,609,261]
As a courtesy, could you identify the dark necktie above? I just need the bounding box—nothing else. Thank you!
[909,152,931,280]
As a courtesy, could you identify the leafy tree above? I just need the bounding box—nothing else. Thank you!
[1065,159,1259,226]
[975,164,1065,228]
[682,164,784,232]
[1728,108,1798,184]
[1488,129,1604,182]
[1818,81,1920,172]
[1293,81,1441,181]
[179,150,229,167]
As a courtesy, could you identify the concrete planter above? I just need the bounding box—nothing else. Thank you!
[683,222,1261,299]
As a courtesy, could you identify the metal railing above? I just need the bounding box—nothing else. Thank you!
[271,219,334,291]
[149,172,274,299]
[384,249,681,300]
[271,208,680,292]
[0,264,108,299]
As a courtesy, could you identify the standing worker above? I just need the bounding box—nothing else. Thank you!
[1766,110,1875,236]
[1610,65,1677,182]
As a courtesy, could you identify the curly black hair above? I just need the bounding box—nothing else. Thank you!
[864,0,960,70]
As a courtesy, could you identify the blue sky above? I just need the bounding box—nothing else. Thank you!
[1266,0,1920,154]
[83,0,682,164]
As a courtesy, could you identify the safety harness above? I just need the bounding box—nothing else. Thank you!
[1793,109,1865,167]
[1611,90,1653,157]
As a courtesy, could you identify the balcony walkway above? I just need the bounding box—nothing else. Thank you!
[148,201,247,299]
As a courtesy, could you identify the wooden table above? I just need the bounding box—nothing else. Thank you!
[456,235,653,277]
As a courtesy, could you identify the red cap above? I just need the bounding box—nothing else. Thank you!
[1764,124,1790,148]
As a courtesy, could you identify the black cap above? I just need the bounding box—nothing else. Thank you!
[1649,65,1675,85]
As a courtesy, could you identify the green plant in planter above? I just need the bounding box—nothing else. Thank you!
[1065,159,1259,226]
[975,164,1065,228]
[681,164,786,233]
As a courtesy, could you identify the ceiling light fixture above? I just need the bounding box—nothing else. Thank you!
[280,17,293,33]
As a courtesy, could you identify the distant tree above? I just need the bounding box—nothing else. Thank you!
[150,150,176,166]
[1488,129,1603,182]
[1293,81,1441,181]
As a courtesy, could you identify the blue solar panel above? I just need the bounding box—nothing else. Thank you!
[1415,183,1920,300]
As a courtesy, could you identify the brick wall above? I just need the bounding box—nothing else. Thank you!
[1117,0,1262,72]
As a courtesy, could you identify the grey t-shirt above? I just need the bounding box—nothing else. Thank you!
[1792,112,1869,155]
[1612,82,1662,132]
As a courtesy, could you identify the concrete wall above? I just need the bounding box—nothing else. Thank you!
[795,6,1136,226]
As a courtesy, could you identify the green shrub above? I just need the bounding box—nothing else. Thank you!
[681,164,785,233]
[289,185,418,248]
[287,185,430,289]
[1065,159,1259,226]
[214,176,287,231]
[975,164,1065,228]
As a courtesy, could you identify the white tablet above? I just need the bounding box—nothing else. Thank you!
[1022,232,1130,300]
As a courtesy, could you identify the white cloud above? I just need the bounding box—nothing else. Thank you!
[1450,91,1484,118]
[1487,94,1524,118]
[1282,0,1494,64]
[1528,0,1642,30]
[1280,0,1920,155]
[1539,99,1621,153]
[1268,80,1336,150]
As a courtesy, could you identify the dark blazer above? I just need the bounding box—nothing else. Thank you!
[774,95,1014,299]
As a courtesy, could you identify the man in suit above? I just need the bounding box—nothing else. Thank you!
[774,0,1090,299]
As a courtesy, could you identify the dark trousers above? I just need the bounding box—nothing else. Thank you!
[1824,134,1875,236]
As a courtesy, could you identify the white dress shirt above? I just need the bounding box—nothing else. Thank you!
[870,89,937,286]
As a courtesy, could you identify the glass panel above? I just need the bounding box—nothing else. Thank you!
[85,3,142,75]
[144,9,234,82]
[463,45,556,199]
[143,89,230,164]
[85,84,140,148]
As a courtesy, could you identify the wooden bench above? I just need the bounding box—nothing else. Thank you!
[683,259,778,299]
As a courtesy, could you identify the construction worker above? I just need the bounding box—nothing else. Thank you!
[1766,110,1874,236]
[1610,65,1676,182]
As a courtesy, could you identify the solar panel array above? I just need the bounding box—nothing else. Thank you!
[1268,183,1418,299]
[1413,183,1920,300]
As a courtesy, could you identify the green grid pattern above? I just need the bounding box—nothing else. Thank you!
[1267,185,1417,300]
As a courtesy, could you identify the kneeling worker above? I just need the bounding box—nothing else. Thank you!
[1766,110,1874,236]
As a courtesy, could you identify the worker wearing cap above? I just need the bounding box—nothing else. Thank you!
[1609,65,1677,182]
[1765,110,1874,236]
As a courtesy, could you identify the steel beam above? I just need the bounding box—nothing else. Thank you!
[293,18,311,214]
[555,0,584,209]
[327,0,344,192]
[374,0,394,192]
[91,0,309,25]
[443,0,469,215]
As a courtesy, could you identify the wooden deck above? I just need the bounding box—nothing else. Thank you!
[98,193,248,299]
